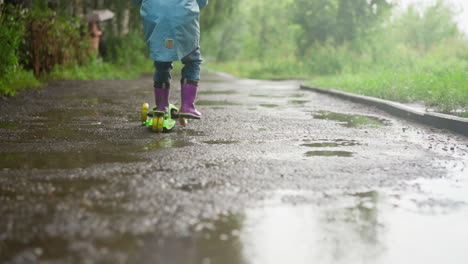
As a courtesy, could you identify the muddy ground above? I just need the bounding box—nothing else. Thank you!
[0,71,467,264]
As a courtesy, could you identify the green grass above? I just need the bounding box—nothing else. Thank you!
[307,60,468,114]
[49,58,184,81]
[0,69,42,96]
[48,57,154,81]
[0,58,184,97]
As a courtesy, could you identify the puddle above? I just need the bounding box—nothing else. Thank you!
[64,96,114,105]
[1,131,193,170]
[22,125,94,140]
[197,100,240,106]
[312,111,389,128]
[288,100,308,105]
[0,149,143,170]
[40,109,104,123]
[204,140,241,145]
[302,139,359,148]
[0,121,20,130]
[132,184,468,264]
[260,104,279,108]
[199,90,238,95]
[305,151,354,157]
[392,160,468,211]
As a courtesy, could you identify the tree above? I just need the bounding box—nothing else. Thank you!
[394,0,460,52]
[200,0,238,34]
[292,0,392,55]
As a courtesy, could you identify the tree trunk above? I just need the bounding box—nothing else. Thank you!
[72,0,83,17]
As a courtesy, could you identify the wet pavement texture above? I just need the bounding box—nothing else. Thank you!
[1,71,468,264]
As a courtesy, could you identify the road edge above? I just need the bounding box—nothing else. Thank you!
[300,85,468,138]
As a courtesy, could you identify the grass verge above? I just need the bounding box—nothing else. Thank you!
[208,57,467,116]
[307,62,467,115]
[0,69,42,96]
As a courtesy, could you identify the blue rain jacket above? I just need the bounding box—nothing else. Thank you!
[132,0,208,62]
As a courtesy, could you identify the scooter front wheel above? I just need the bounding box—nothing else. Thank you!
[152,116,164,133]
[141,103,149,125]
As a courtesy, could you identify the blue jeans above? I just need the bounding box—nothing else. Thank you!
[153,48,202,83]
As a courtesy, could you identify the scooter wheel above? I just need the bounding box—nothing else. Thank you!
[141,103,149,125]
[179,117,188,127]
[152,116,164,133]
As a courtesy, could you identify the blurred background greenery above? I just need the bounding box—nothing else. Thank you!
[0,0,466,115]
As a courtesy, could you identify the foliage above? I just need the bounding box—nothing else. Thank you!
[0,4,26,80]
[200,0,238,33]
[392,0,460,52]
[291,0,393,55]
[49,32,156,81]
[0,3,42,96]
[22,8,91,77]
[0,69,42,96]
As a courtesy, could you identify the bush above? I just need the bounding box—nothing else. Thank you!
[22,8,91,77]
[0,4,26,80]
[0,68,41,96]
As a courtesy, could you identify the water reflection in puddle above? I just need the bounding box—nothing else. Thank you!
[0,137,194,170]
[312,111,390,128]
[40,109,104,122]
[0,150,143,170]
[148,184,468,264]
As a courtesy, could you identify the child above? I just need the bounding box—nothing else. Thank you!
[132,0,208,119]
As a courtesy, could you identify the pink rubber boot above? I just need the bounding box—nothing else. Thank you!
[179,81,201,119]
[154,82,170,115]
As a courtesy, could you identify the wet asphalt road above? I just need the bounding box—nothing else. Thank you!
[1,71,468,264]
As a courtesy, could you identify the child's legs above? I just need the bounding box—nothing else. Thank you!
[153,61,173,86]
[181,48,203,83]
